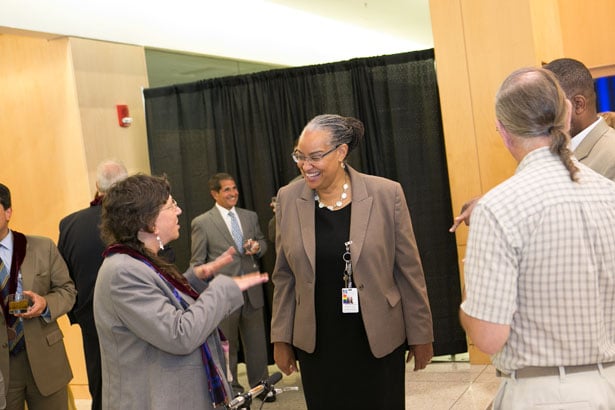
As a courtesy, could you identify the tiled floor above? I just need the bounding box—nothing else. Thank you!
[407,353,499,409]
[74,353,501,410]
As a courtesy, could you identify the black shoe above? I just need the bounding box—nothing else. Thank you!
[258,389,276,402]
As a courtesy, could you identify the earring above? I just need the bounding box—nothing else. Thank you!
[340,162,346,169]
[156,235,164,250]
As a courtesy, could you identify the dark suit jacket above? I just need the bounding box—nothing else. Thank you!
[58,204,103,330]
[190,206,267,309]
[575,117,615,181]
[0,234,76,396]
[270,166,433,358]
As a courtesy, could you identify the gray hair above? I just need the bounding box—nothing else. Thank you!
[97,159,128,194]
[302,114,364,153]
[496,67,578,181]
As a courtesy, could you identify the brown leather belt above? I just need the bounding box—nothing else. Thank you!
[496,362,615,379]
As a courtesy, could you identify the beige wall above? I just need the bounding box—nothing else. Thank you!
[70,37,151,189]
[1,34,86,237]
[558,0,615,69]
[430,0,615,363]
[0,34,150,257]
[1,33,150,398]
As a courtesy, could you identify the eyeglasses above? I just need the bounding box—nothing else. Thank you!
[292,145,339,164]
[162,198,179,211]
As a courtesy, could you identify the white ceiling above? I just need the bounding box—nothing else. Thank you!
[270,0,433,49]
[147,0,433,86]
[0,0,434,86]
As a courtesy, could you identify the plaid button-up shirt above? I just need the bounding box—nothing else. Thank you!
[462,147,615,372]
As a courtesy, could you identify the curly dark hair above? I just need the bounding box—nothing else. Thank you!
[101,173,181,279]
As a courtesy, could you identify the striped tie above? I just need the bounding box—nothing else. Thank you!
[0,257,8,301]
[228,211,244,254]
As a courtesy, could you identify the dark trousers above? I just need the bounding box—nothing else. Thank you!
[80,322,102,410]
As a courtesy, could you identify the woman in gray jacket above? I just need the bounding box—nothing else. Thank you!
[94,174,268,410]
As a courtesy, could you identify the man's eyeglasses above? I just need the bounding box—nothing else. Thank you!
[162,198,179,211]
[292,145,339,164]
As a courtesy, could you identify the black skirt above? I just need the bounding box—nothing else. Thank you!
[296,204,406,410]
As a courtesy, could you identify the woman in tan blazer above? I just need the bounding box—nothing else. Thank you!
[271,114,434,409]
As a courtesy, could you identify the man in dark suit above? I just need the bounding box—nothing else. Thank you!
[1,183,76,410]
[190,173,269,396]
[57,159,127,410]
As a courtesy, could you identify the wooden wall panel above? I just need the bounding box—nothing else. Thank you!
[69,37,151,191]
[429,0,479,249]
[0,33,91,396]
[461,0,535,195]
[529,0,564,65]
[0,34,89,237]
[558,0,615,69]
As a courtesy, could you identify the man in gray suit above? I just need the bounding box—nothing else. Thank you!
[190,173,269,396]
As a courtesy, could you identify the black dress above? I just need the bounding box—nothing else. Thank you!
[296,204,405,410]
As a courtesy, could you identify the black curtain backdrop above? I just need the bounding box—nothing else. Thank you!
[143,49,466,356]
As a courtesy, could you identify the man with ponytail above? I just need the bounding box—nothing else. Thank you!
[459,68,615,409]
[450,58,615,232]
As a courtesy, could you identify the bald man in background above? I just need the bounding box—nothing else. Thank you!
[58,160,128,410]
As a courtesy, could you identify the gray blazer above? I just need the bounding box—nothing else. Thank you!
[190,206,267,309]
[575,117,615,181]
[93,253,243,410]
[270,166,434,358]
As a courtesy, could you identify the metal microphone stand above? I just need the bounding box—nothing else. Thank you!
[226,382,275,410]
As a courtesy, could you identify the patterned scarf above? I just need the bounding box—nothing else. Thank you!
[2,231,26,323]
[103,244,228,407]
[1,231,27,355]
[89,193,103,207]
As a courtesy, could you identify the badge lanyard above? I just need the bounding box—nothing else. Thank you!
[341,240,359,313]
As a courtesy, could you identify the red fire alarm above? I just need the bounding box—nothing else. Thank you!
[116,104,133,127]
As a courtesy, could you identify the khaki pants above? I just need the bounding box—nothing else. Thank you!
[494,363,615,409]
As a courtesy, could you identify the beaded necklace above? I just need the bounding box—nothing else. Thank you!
[314,177,349,210]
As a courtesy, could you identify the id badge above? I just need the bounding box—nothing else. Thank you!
[341,287,359,313]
